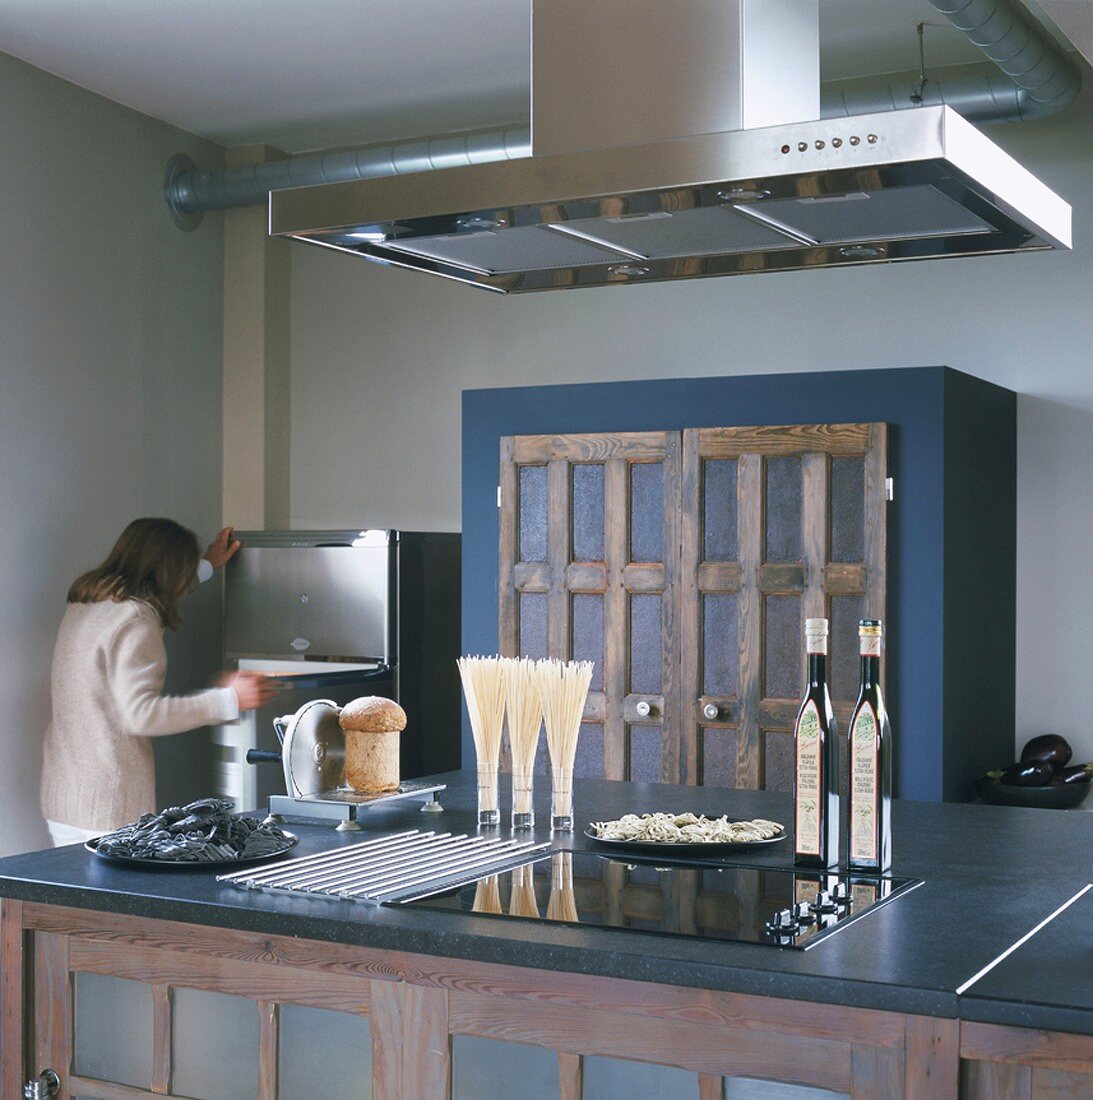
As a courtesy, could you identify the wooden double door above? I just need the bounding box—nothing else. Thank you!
[499,423,887,791]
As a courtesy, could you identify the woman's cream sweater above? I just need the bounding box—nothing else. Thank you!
[41,599,237,831]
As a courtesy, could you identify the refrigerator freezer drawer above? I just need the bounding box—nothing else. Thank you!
[224,544,390,661]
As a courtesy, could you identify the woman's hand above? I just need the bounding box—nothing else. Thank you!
[204,527,242,570]
[225,671,279,712]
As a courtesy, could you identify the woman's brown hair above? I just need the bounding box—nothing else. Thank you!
[68,518,201,629]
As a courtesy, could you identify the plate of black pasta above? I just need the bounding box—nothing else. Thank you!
[86,798,297,867]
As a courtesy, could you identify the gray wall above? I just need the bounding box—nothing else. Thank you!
[0,54,226,854]
[290,79,1093,775]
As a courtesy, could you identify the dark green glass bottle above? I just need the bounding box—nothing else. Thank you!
[848,620,892,873]
[794,618,840,868]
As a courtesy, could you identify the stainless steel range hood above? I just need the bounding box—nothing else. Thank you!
[269,1,1071,294]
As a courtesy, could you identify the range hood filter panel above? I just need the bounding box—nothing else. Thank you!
[747,184,996,246]
[552,205,806,259]
[383,224,631,274]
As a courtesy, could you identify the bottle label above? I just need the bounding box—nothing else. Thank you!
[859,635,881,657]
[795,700,822,856]
[850,703,878,863]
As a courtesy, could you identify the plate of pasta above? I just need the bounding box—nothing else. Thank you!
[586,812,786,853]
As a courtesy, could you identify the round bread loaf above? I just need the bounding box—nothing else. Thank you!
[339,696,407,733]
[339,696,405,792]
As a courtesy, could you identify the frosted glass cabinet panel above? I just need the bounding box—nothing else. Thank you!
[279,1004,372,1099]
[171,988,259,1100]
[73,973,153,1089]
[723,1077,848,1099]
[583,1055,699,1099]
[452,1034,559,1098]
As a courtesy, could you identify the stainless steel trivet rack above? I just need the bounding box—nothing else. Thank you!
[216,830,550,902]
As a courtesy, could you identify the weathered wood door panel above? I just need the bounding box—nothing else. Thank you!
[680,424,887,790]
[499,432,682,782]
[500,423,886,790]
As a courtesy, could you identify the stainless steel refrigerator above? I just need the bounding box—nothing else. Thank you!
[213,529,461,811]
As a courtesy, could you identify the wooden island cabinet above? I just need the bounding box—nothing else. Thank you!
[2,778,1090,1100]
[2,898,1089,1100]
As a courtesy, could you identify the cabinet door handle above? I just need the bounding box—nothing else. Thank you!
[703,703,720,721]
[23,1070,60,1099]
[635,700,653,718]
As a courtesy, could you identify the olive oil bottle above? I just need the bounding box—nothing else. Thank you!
[794,618,840,868]
[848,620,892,872]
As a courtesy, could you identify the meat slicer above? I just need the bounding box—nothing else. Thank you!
[246,698,445,830]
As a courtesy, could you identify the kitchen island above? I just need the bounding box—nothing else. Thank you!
[1,774,1090,1099]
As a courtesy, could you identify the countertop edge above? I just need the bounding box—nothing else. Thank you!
[0,875,957,1021]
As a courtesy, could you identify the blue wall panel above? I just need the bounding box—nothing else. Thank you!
[461,366,1008,803]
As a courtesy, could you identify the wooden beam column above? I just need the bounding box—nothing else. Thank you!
[222,144,292,530]
[0,899,24,1098]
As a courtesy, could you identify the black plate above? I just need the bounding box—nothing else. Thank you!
[584,823,786,855]
[975,777,1090,810]
[85,831,299,869]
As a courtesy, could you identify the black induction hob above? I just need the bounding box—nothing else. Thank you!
[395,851,921,950]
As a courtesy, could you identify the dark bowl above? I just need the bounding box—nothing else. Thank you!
[976,776,1091,809]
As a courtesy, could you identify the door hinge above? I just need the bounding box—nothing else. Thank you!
[497,485,502,508]
[885,477,894,502]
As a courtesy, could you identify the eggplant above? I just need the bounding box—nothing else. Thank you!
[1057,763,1093,786]
[1019,734,1073,772]
[996,760,1055,787]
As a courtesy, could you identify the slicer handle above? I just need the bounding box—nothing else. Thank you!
[246,749,283,765]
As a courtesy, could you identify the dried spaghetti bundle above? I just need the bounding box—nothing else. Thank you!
[503,657,543,825]
[458,656,507,823]
[546,851,578,923]
[508,863,540,918]
[473,874,503,914]
[537,659,593,831]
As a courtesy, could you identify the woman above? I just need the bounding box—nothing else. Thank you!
[40,518,277,844]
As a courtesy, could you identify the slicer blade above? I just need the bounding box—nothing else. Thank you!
[283,699,346,796]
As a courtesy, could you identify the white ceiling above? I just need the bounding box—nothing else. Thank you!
[0,0,1079,153]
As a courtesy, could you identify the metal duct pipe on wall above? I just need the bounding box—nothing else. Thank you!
[822,59,1066,123]
[165,126,532,228]
[929,0,1080,112]
[825,0,1082,123]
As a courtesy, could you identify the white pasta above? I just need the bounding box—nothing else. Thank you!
[589,812,784,844]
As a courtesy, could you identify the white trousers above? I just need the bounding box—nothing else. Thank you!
[47,820,100,847]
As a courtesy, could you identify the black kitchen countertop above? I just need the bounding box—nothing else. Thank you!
[1,774,1089,1034]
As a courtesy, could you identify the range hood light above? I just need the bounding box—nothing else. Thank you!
[839,244,886,259]
[609,264,650,278]
[456,215,507,231]
[716,187,772,203]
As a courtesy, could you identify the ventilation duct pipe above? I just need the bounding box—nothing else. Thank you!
[824,0,1081,124]
[821,59,1072,123]
[165,0,1080,227]
[165,126,531,228]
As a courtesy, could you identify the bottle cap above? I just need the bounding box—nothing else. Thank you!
[859,620,883,637]
[804,618,829,654]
